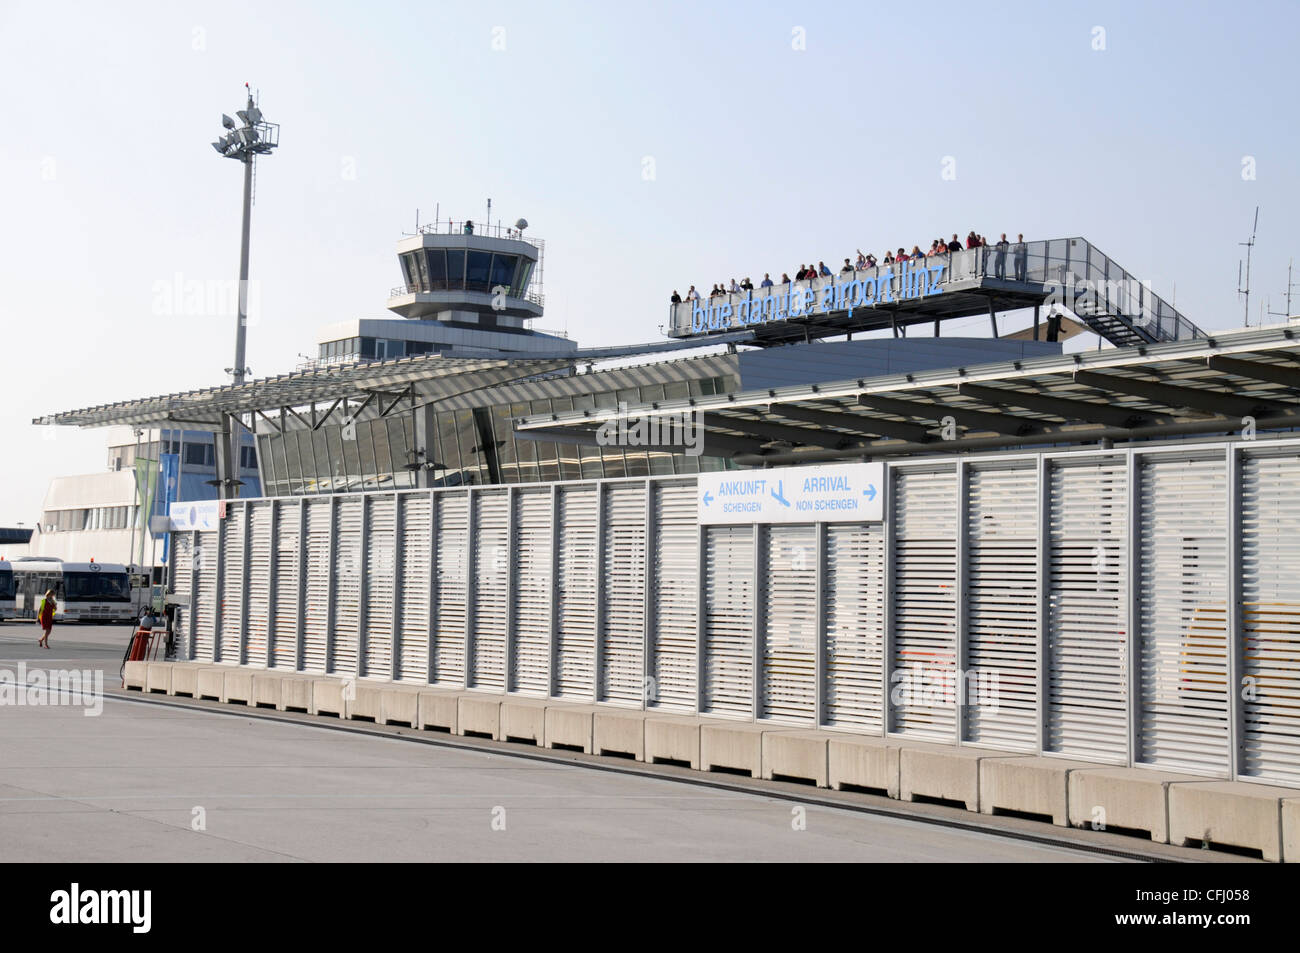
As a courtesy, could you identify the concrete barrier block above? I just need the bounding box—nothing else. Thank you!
[144,662,172,694]
[169,663,200,697]
[545,705,597,753]
[380,685,422,726]
[762,731,830,787]
[500,698,548,745]
[645,715,701,768]
[700,722,764,777]
[123,661,147,691]
[899,743,1008,812]
[350,682,385,721]
[979,756,1098,826]
[458,695,502,738]
[251,673,284,709]
[416,690,459,732]
[828,735,901,798]
[196,667,227,701]
[311,679,348,717]
[1283,799,1300,864]
[593,708,647,760]
[1168,781,1294,862]
[1067,767,1201,843]
[223,668,254,704]
[281,674,313,712]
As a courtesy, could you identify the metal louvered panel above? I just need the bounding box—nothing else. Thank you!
[1238,450,1300,784]
[271,502,300,670]
[194,533,217,662]
[302,500,331,674]
[511,488,552,695]
[761,524,817,724]
[556,485,598,699]
[331,497,363,676]
[824,523,885,731]
[245,501,273,668]
[397,493,432,682]
[364,495,396,679]
[1046,457,1128,762]
[601,483,647,705]
[650,481,698,712]
[703,525,754,717]
[1137,453,1229,773]
[171,533,193,661]
[470,490,509,690]
[891,466,958,740]
[433,492,468,686]
[965,462,1039,751]
[218,506,246,664]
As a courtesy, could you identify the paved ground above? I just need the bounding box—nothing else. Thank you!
[0,623,1120,862]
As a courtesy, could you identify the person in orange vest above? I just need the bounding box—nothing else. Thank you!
[37,588,56,649]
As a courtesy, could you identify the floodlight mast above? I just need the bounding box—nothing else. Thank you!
[211,85,279,498]
[212,85,279,388]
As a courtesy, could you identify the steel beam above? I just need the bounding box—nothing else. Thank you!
[768,402,935,443]
[701,412,856,449]
[1072,370,1285,419]
[956,382,1172,428]
[858,393,1036,436]
[1206,354,1300,390]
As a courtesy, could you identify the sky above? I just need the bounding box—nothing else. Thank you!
[1,0,1297,525]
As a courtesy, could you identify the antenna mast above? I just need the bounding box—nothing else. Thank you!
[1238,206,1259,327]
[1266,258,1297,321]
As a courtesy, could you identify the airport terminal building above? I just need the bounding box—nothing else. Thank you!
[43,229,1300,796]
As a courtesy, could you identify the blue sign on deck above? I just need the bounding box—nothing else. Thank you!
[698,463,885,525]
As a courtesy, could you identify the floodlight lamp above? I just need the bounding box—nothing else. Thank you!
[236,110,250,124]
[211,141,226,154]
[246,106,262,123]
[222,114,236,129]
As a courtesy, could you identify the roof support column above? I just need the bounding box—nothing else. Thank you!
[215,414,241,500]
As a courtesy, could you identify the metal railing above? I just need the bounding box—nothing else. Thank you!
[668,237,1204,345]
[416,219,543,251]
[389,284,545,308]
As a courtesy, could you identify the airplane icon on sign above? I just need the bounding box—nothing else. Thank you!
[771,481,790,507]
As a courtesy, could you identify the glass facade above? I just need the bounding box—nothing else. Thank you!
[319,336,437,362]
[397,249,532,297]
[255,375,738,497]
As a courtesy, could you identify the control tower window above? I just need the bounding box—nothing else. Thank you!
[490,254,516,291]
[512,259,534,297]
[414,251,429,291]
[426,249,447,291]
[466,251,492,293]
[446,250,465,289]
[401,254,419,292]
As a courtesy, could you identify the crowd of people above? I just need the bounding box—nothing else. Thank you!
[670,231,1028,305]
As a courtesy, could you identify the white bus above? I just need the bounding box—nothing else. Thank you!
[0,561,14,621]
[11,559,135,623]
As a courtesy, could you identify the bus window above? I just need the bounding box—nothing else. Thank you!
[64,570,130,602]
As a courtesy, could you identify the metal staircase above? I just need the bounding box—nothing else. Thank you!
[1054,239,1205,348]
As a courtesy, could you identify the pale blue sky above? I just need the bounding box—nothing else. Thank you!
[1,0,1297,524]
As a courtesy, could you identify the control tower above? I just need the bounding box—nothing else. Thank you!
[317,216,575,364]
[387,218,571,349]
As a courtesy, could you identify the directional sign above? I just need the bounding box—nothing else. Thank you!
[697,462,885,525]
[168,499,222,532]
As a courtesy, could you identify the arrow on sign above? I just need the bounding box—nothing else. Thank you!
[863,484,877,501]
[771,480,791,507]
[702,491,714,507]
